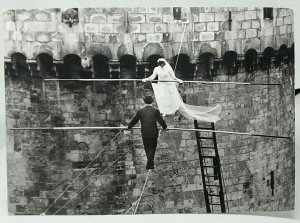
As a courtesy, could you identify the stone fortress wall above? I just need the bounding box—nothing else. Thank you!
[4,7,295,214]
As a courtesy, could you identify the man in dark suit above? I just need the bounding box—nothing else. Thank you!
[127,95,167,170]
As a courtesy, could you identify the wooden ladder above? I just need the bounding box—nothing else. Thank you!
[194,120,227,213]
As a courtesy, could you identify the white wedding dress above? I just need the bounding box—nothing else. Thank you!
[145,59,221,123]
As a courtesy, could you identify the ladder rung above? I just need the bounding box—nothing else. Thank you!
[205,175,217,178]
[206,184,220,187]
[200,146,215,149]
[203,165,218,168]
[207,194,220,197]
[210,203,222,205]
[201,155,216,159]
[198,137,214,140]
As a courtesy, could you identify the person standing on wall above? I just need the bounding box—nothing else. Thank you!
[127,95,168,170]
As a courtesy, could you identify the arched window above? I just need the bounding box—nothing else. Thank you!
[36,53,54,77]
[172,54,194,79]
[223,51,238,74]
[11,53,30,76]
[198,53,216,77]
[61,54,83,79]
[261,47,275,70]
[277,44,289,65]
[92,54,109,79]
[244,49,258,73]
[289,44,294,63]
[119,55,136,79]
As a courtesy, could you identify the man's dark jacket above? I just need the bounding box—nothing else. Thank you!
[127,106,167,138]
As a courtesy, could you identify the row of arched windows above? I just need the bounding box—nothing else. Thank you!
[5,44,294,79]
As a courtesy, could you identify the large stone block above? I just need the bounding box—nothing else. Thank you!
[246,29,257,38]
[84,23,99,33]
[99,24,114,33]
[16,10,33,21]
[155,23,168,33]
[278,8,288,17]
[133,7,149,13]
[146,14,163,23]
[207,22,219,31]
[245,11,257,20]
[251,20,260,29]
[34,12,51,21]
[140,24,155,33]
[90,14,107,23]
[107,14,125,23]
[276,18,284,26]
[199,13,214,22]
[162,14,173,23]
[287,24,293,34]
[194,23,206,32]
[215,12,228,22]
[128,24,141,33]
[146,33,163,43]
[280,25,287,35]
[199,32,214,41]
[238,30,246,39]
[241,21,251,30]
[3,10,15,21]
[129,14,146,23]
[35,32,52,42]
[232,11,245,21]
[283,16,292,25]
[4,21,17,31]
[225,31,237,40]
[172,32,188,42]
[23,21,56,32]
[262,27,274,36]
[191,13,199,22]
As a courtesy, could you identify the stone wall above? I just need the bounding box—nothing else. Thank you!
[4,7,295,215]
[3,7,294,60]
[5,64,295,214]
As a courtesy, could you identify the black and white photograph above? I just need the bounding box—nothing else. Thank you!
[2,5,296,217]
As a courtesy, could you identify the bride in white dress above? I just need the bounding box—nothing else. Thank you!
[142,58,222,123]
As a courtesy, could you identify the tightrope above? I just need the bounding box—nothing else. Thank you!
[11,126,292,140]
[43,78,282,86]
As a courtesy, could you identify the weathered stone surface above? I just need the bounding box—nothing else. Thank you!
[199,32,214,41]
[245,10,257,20]
[23,21,56,32]
[251,20,260,29]
[146,33,163,43]
[262,27,274,36]
[154,23,167,33]
[207,22,219,31]
[140,24,155,33]
[194,23,206,32]
[146,14,163,23]
[84,23,99,33]
[238,30,246,39]
[199,13,214,22]
[128,14,146,23]
[107,14,125,23]
[215,12,228,21]
[246,29,257,38]
[3,7,296,216]
[90,14,107,23]
[225,31,237,40]
[99,24,114,33]
[241,21,251,30]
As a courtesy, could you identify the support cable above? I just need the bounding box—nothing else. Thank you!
[41,130,123,215]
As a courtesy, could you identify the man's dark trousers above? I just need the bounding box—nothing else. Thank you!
[142,137,158,169]
[127,105,167,169]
